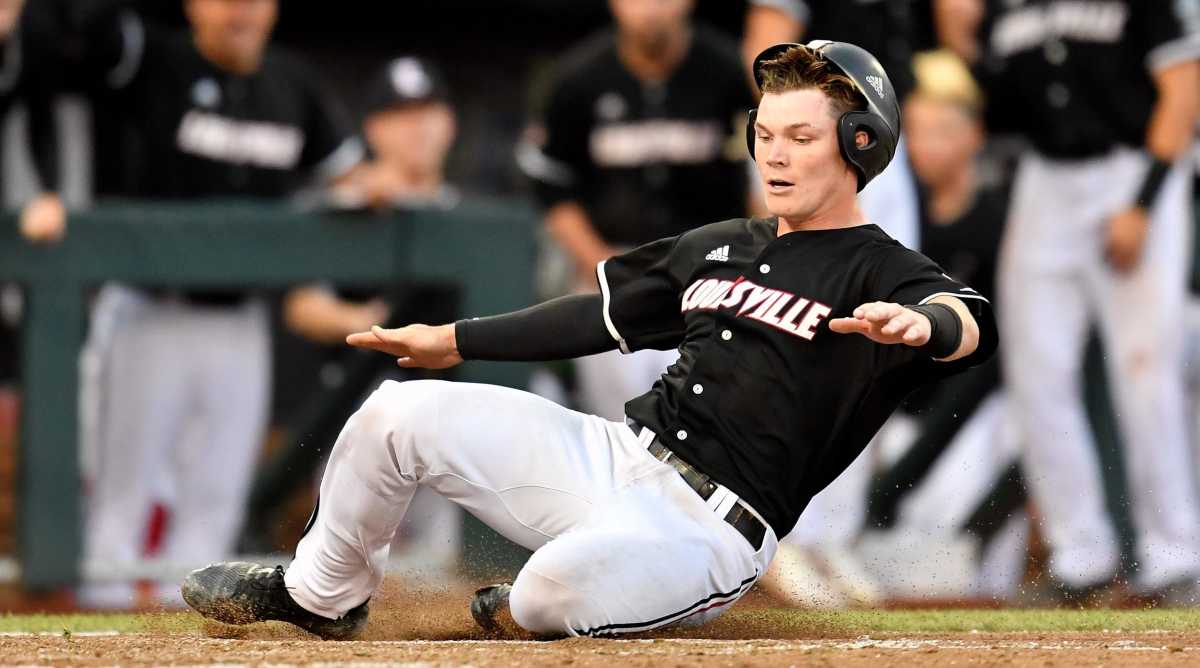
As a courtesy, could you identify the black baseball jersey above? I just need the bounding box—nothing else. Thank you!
[83,9,362,198]
[977,0,1200,158]
[750,0,937,101]
[599,218,996,537]
[521,27,754,246]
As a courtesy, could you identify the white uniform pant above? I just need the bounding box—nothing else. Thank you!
[82,285,270,571]
[285,379,776,636]
[999,147,1200,589]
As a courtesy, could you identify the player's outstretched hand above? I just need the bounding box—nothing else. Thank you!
[346,324,463,369]
[829,302,931,347]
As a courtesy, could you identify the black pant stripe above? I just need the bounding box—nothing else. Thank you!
[574,571,758,637]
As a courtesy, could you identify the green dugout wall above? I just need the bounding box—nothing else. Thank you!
[0,199,537,590]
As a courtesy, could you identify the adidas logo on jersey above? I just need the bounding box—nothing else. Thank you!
[705,245,730,262]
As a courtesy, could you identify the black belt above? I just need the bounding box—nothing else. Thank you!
[648,437,766,551]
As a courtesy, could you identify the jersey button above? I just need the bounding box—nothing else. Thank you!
[676,429,688,441]
[721,329,733,341]
[1046,83,1070,109]
[692,384,704,395]
[759,263,771,274]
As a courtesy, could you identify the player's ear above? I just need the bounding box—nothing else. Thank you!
[854,130,870,149]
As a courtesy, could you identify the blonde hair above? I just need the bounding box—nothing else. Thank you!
[911,50,984,116]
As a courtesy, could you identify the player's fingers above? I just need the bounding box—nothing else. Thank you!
[829,317,870,334]
[863,302,900,323]
[346,330,380,347]
[902,326,926,344]
[396,357,417,368]
[879,312,913,336]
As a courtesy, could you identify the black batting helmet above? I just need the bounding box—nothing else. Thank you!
[747,40,901,192]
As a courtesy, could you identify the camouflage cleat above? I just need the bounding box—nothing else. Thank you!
[181,561,368,640]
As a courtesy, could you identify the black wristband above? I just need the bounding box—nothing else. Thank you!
[906,303,963,359]
[1134,158,1171,210]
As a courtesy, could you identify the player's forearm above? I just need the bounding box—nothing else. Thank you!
[1146,60,1200,161]
[285,286,384,344]
[455,293,616,362]
[928,296,980,362]
[546,201,613,273]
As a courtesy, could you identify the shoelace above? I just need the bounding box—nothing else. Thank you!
[246,565,287,593]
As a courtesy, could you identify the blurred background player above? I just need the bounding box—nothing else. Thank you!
[856,50,1025,603]
[952,0,1200,602]
[247,55,464,583]
[71,0,368,607]
[518,0,756,421]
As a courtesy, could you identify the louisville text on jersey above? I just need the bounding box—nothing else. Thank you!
[990,1,1129,58]
[176,110,305,169]
[680,277,831,341]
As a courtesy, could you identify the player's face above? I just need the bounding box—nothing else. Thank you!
[364,102,456,173]
[0,0,25,38]
[186,0,278,72]
[754,89,858,221]
[904,94,983,188]
[609,0,693,53]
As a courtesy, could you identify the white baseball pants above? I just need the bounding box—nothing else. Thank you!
[284,379,776,636]
[999,147,1200,590]
[82,285,271,574]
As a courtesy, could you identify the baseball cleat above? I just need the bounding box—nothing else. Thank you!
[181,561,368,640]
[470,582,514,634]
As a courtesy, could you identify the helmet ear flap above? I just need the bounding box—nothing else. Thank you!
[837,111,894,192]
[746,108,758,161]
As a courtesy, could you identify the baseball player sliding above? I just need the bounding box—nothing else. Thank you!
[181,41,997,640]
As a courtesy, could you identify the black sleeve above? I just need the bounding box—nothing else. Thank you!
[519,71,591,207]
[21,7,64,191]
[294,60,365,181]
[870,246,998,371]
[1137,0,1200,72]
[596,236,689,353]
[455,294,615,361]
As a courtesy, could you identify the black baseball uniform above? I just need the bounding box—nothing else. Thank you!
[977,0,1200,158]
[79,5,362,199]
[521,26,754,246]
[460,217,998,538]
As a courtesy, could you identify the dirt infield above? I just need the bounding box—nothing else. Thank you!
[3,585,1200,666]
[4,630,1200,666]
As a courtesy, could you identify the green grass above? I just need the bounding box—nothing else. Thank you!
[0,612,198,634]
[2,608,1199,636]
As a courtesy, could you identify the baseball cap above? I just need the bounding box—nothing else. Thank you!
[363,56,449,114]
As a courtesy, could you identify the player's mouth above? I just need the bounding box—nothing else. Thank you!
[766,178,794,193]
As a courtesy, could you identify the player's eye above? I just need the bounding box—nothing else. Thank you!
[757,134,772,142]
[792,137,811,145]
